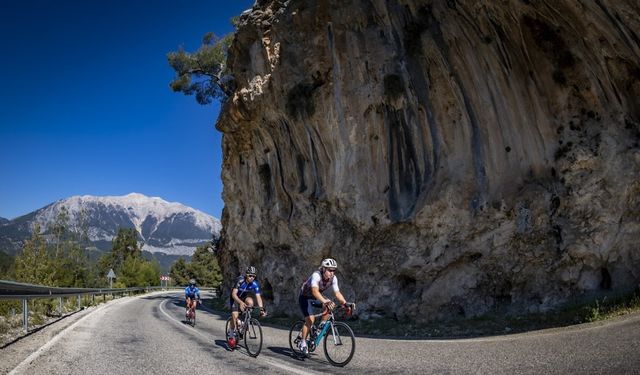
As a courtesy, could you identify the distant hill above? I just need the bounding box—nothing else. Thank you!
[0,217,8,225]
[0,193,221,257]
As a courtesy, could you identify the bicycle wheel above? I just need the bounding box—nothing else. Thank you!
[323,321,356,367]
[244,318,263,357]
[224,317,235,349]
[288,320,305,356]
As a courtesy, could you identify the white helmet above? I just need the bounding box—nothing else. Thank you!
[320,258,338,269]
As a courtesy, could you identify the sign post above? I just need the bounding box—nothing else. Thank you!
[160,275,170,289]
[107,269,116,289]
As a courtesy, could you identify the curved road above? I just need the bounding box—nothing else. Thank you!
[4,291,640,374]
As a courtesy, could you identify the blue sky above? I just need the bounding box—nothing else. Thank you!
[0,0,254,220]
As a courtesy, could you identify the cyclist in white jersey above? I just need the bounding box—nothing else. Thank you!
[297,258,351,355]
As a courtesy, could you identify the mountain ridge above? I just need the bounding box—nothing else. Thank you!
[0,193,220,256]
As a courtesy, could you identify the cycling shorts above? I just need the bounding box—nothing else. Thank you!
[229,296,253,312]
[298,295,323,317]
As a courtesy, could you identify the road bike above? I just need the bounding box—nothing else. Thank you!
[225,306,265,357]
[289,302,356,367]
[185,298,199,326]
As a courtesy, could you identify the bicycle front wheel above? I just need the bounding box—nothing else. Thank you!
[224,317,234,347]
[289,320,305,356]
[323,321,355,367]
[244,318,263,357]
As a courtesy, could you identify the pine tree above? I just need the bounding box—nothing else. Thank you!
[167,31,235,104]
[169,257,190,286]
[14,223,51,285]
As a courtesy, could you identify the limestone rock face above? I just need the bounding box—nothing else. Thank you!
[217,0,640,320]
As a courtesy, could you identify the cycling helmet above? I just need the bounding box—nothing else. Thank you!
[246,266,257,275]
[189,278,196,285]
[320,258,338,269]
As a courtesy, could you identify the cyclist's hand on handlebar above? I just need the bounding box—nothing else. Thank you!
[324,300,336,310]
[239,302,247,311]
[343,302,355,316]
[259,307,267,317]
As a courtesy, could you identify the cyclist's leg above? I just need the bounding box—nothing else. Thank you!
[298,295,315,352]
[319,304,331,325]
[229,298,240,332]
[244,296,254,308]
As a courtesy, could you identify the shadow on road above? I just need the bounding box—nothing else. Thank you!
[213,339,233,351]
[267,346,305,361]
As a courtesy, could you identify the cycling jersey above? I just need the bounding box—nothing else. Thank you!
[300,270,339,298]
[232,276,261,299]
[185,285,200,299]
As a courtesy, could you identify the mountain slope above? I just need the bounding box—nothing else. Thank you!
[0,193,220,256]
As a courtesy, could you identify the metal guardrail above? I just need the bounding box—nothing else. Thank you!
[0,280,218,332]
[0,280,146,300]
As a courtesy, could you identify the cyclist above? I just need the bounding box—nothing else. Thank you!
[297,258,353,355]
[184,279,200,317]
[227,266,267,347]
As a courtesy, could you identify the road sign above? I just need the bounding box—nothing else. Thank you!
[107,269,116,289]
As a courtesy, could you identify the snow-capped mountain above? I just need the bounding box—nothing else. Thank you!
[0,193,221,256]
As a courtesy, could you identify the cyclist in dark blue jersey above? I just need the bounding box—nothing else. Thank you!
[227,266,266,347]
[184,279,200,315]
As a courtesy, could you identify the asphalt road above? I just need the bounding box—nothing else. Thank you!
[3,291,640,374]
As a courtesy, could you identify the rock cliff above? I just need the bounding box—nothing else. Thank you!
[216,0,640,320]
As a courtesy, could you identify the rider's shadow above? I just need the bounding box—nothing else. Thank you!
[214,339,233,351]
[267,346,305,361]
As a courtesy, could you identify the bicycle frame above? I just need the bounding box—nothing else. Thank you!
[235,306,261,334]
[290,302,356,366]
[311,311,335,347]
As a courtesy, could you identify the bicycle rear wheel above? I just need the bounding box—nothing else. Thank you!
[288,320,305,356]
[323,321,355,367]
[244,318,263,357]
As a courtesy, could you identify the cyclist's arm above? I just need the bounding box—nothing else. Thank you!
[334,290,347,306]
[231,288,243,305]
[256,293,265,309]
[311,286,329,304]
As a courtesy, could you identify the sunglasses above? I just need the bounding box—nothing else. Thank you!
[246,274,256,278]
[325,268,336,273]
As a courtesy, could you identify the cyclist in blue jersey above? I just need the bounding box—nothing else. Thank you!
[227,266,267,347]
[297,258,353,355]
[184,279,200,315]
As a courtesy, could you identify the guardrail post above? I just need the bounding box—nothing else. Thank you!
[59,297,63,315]
[77,295,81,310]
[22,299,28,333]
